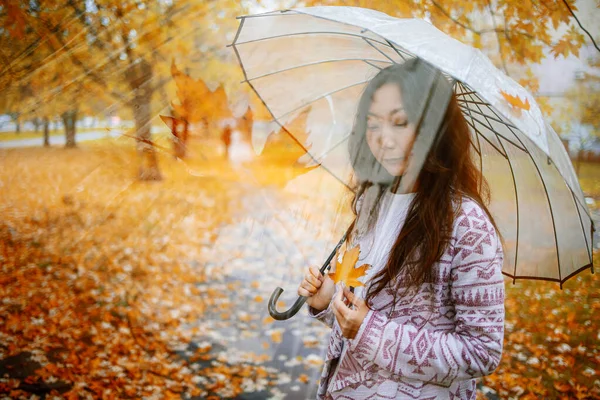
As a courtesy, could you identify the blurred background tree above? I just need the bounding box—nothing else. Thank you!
[0,0,247,179]
[0,0,597,178]
[552,55,600,172]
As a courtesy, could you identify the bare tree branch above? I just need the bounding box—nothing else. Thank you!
[561,0,600,54]
[430,0,553,47]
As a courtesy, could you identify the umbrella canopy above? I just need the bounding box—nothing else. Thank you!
[230,6,594,285]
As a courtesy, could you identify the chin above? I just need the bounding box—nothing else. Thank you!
[383,166,406,177]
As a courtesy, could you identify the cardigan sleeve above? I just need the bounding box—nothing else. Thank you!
[347,201,505,387]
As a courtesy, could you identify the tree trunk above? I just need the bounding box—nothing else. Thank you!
[172,118,189,159]
[222,125,232,159]
[43,116,50,147]
[127,58,162,181]
[62,109,77,148]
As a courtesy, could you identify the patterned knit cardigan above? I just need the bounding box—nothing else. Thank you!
[308,198,505,399]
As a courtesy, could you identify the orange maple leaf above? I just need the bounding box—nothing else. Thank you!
[170,60,232,122]
[253,107,319,187]
[259,108,313,161]
[500,90,531,111]
[551,39,576,59]
[328,245,371,288]
[553,381,571,393]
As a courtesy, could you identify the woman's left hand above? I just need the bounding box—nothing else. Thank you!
[332,284,370,339]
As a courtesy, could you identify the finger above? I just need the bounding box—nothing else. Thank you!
[309,266,324,281]
[343,286,357,307]
[298,287,311,297]
[333,289,350,320]
[331,299,340,319]
[331,294,344,323]
[301,281,318,294]
[305,273,321,288]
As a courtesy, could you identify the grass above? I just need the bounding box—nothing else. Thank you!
[0,127,119,142]
[578,161,600,199]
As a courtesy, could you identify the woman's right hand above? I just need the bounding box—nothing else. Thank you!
[298,265,336,312]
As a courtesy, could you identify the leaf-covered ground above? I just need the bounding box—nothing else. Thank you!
[0,139,598,399]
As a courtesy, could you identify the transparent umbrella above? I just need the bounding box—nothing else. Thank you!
[229,6,594,319]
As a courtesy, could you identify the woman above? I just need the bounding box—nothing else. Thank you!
[297,59,505,399]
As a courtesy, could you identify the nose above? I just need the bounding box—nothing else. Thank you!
[379,125,396,149]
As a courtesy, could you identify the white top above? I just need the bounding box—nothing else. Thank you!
[329,189,416,389]
[352,189,416,300]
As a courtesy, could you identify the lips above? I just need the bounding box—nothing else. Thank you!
[383,157,405,163]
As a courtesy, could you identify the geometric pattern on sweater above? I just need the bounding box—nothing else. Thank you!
[308,197,505,399]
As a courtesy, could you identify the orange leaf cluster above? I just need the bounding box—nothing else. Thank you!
[551,27,586,59]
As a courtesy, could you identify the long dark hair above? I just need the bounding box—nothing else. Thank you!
[347,59,500,312]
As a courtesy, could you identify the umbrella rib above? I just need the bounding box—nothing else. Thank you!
[456,98,494,107]
[560,263,594,284]
[533,157,563,285]
[459,92,483,159]
[471,137,482,157]
[231,31,403,52]
[313,134,351,165]
[569,185,593,265]
[363,60,384,70]
[495,138,520,283]
[469,134,483,193]
[362,37,397,63]
[464,106,518,130]
[566,181,594,220]
[460,86,517,135]
[464,118,507,159]
[231,22,250,81]
[465,121,506,158]
[473,82,593,276]
[463,91,497,130]
[232,14,246,45]
[235,10,296,19]
[508,129,563,284]
[474,136,482,193]
[242,57,392,83]
[482,96,594,221]
[273,79,370,122]
[384,38,410,60]
[460,109,527,152]
[456,90,478,97]
[458,107,526,153]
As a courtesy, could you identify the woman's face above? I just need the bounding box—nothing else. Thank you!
[365,83,417,177]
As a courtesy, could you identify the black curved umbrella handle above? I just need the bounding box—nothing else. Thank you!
[268,231,349,321]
